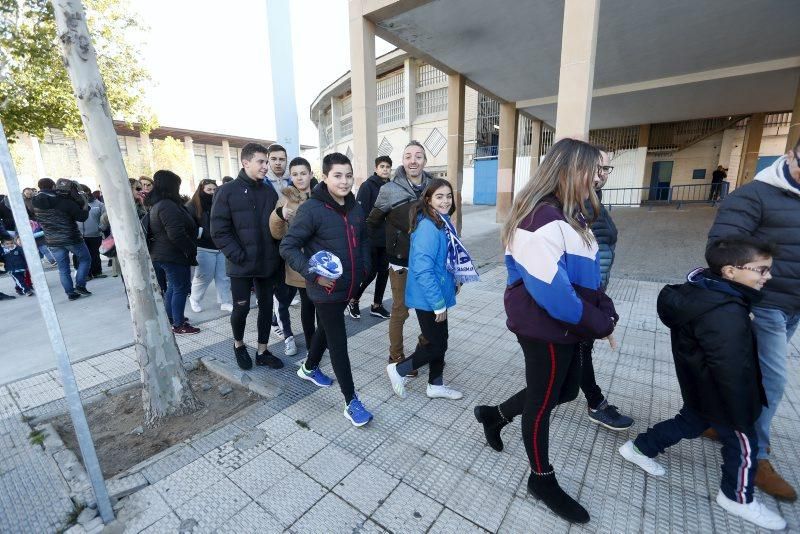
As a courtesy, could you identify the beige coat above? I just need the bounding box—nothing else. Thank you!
[269,185,311,288]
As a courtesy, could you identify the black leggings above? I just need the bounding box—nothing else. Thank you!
[298,288,316,350]
[578,341,605,409]
[408,310,448,384]
[305,301,355,403]
[355,246,389,305]
[498,338,581,474]
[230,276,275,344]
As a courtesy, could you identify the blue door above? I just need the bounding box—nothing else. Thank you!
[756,156,780,174]
[474,157,498,205]
[649,161,673,201]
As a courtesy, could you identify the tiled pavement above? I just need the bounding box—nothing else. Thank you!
[1,266,799,533]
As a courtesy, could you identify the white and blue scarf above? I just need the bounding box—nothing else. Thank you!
[441,215,479,284]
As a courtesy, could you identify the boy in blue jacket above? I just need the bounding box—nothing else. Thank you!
[2,234,34,296]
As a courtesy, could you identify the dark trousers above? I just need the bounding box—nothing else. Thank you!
[273,274,297,338]
[634,406,757,504]
[10,271,32,293]
[298,288,316,350]
[355,246,389,305]
[153,262,191,328]
[498,338,581,474]
[73,237,103,276]
[578,341,605,409]
[230,276,275,344]
[306,301,355,404]
[408,310,448,384]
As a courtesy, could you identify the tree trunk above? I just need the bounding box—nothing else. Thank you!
[51,0,198,425]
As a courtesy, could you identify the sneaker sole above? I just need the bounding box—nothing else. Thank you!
[715,491,787,530]
[296,368,332,388]
[386,365,407,398]
[343,409,372,427]
[369,311,390,319]
[587,414,633,431]
[346,311,361,319]
[619,443,665,476]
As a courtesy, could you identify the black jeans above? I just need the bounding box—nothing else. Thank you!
[408,310,448,384]
[498,338,581,474]
[355,246,389,305]
[298,288,316,350]
[273,273,297,338]
[84,236,103,276]
[306,301,355,404]
[578,341,605,409]
[230,276,275,344]
[634,406,758,504]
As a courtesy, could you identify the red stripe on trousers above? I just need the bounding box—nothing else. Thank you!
[735,430,751,504]
[531,343,557,473]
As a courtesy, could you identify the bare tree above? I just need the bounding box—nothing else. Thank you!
[50,0,198,424]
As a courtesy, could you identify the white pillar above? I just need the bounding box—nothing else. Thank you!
[330,96,341,149]
[348,0,377,185]
[404,57,417,140]
[266,0,300,157]
[184,136,198,192]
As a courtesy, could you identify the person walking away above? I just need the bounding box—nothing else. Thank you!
[347,155,393,319]
[270,157,316,357]
[32,178,92,300]
[149,170,199,334]
[473,139,618,524]
[281,152,373,426]
[75,184,106,279]
[576,151,633,430]
[211,143,284,370]
[386,179,479,400]
[706,143,800,501]
[619,237,785,530]
[187,180,232,313]
[367,141,433,376]
[2,234,34,296]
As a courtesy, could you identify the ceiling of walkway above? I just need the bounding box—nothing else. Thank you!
[375,0,800,128]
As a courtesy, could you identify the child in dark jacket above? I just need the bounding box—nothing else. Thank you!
[280,153,373,427]
[619,236,785,531]
[2,235,34,296]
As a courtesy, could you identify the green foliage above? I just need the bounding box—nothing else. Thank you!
[28,429,46,446]
[0,0,156,141]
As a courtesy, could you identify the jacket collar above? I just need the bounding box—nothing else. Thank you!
[312,182,356,214]
[393,166,432,198]
[236,169,263,189]
[687,268,763,305]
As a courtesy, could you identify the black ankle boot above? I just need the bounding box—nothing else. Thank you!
[527,470,589,524]
[474,405,508,452]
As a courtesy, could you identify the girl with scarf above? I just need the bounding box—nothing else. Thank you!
[386,178,479,401]
[187,179,232,313]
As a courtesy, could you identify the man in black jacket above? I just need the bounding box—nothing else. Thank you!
[211,143,283,370]
[706,142,800,501]
[347,155,392,320]
[619,237,784,531]
[31,178,91,300]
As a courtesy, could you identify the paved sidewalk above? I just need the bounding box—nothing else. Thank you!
[1,265,798,533]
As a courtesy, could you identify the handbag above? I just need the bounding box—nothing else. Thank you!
[99,235,116,257]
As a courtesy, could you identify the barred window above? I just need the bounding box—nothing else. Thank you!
[340,116,353,138]
[341,96,352,116]
[193,143,206,156]
[417,64,446,88]
[416,87,448,116]
[377,71,404,100]
[378,98,405,125]
[116,135,128,157]
[319,109,333,147]
[194,155,209,179]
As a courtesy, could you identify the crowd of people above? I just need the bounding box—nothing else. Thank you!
[1,136,798,529]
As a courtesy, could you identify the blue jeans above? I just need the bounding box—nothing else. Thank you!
[751,306,800,459]
[50,242,90,295]
[154,262,191,327]
[38,243,55,263]
[190,248,230,305]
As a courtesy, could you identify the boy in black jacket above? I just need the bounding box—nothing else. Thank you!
[280,153,373,427]
[619,236,785,531]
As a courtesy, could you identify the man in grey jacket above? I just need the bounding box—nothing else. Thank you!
[367,141,432,371]
[76,184,106,279]
[707,141,800,502]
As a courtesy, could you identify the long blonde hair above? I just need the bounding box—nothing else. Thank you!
[502,138,601,250]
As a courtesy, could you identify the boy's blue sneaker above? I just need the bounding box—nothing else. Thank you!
[587,400,633,431]
[297,364,333,388]
[344,394,373,427]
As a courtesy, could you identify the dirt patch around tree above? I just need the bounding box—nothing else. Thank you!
[49,365,259,477]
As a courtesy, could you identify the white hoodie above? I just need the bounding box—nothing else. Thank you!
[754,155,800,197]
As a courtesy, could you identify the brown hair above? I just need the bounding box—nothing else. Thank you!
[189,179,218,218]
[408,178,456,233]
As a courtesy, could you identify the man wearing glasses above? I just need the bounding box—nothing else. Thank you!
[577,150,635,431]
[707,140,800,502]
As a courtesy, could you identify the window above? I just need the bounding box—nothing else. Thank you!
[195,155,209,180]
[341,96,352,116]
[416,87,447,116]
[692,169,707,180]
[378,99,405,125]
[340,116,353,138]
[377,71,404,100]
[417,64,446,88]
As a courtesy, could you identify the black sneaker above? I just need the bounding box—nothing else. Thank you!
[256,350,284,369]
[346,300,361,319]
[587,401,634,431]
[67,292,82,301]
[75,286,92,296]
[234,344,253,370]
[92,274,108,279]
[369,304,391,319]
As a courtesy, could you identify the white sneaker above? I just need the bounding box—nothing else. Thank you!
[271,324,284,340]
[220,303,233,312]
[189,298,202,313]
[290,296,301,306]
[426,384,463,400]
[284,336,298,356]
[715,490,786,530]
[386,363,407,398]
[619,440,665,476]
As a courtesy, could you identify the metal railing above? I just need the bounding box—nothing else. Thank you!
[602,182,730,209]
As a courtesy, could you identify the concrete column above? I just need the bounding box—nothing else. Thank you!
[348,1,377,186]
[139,131,155,175]
[554,0,600,140]
[404,57,417,140]
[221,140,233,177]
[446,73,465,233]
[497,102,518,222]
[29,135,46,180]
[330,97,340,148]
[184,136,199,192]
[737,113,765,187]
[634,124,651,202]
[528,119,543,179]
[205,144,218,181]
[786,79,800,152]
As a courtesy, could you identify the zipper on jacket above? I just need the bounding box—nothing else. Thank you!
[342,213,357,300]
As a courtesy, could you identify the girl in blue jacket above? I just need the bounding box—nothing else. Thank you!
[386,178,479,400]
